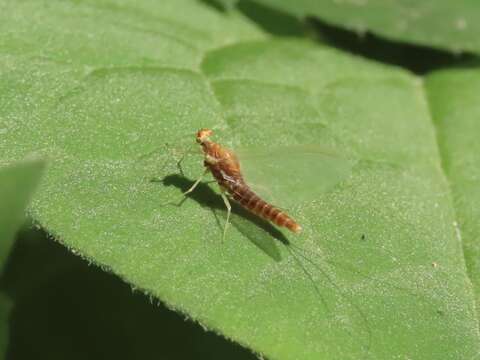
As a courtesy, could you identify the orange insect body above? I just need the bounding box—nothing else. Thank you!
[196,128,302,233]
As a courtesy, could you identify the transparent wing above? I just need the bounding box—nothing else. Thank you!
[234,144,356,208]
[138,141,356,209]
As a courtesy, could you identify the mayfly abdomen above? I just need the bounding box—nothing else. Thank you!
[227,181,302,233]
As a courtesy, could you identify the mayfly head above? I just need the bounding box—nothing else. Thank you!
[196,128,213,144]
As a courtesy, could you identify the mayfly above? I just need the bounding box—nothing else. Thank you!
[153,128,391,353]
[167,129,374,352]
[181,128,302,240]
[153,131,439,355]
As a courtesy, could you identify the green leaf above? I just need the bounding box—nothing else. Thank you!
[0,160,44,359]
[0,1,479,359]
[425,68,480,311]
[248,0,480,54]
[0,161,45,271]
[210,0,239,11]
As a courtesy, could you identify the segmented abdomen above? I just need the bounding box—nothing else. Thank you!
[205,152,302,233]
[225,180,302,233]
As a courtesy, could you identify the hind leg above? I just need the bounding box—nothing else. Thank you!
[220,191,231,242]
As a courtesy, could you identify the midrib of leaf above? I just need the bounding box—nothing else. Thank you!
[418,78,480,335]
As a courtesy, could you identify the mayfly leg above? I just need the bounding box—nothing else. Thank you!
[182,169,208,196]
[219,191,231,243]
[162,169,208,206]
[175,142,198,176]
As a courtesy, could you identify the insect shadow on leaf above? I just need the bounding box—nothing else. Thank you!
[155,173,285,262]
[146,141,450,358]
[145,135,376,354]
[153,173,374,356]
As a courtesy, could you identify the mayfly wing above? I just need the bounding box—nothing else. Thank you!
[232,144,371,350]
[234,144,357,208]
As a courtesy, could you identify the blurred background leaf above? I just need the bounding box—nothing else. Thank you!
[230,0,480,54]
[0,294,11,360]
[0,161,44,359]
[0,161,44,270]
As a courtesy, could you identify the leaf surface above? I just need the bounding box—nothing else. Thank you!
[0,1,479,359]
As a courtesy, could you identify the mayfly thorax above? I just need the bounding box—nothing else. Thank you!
[182,128,302,240]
